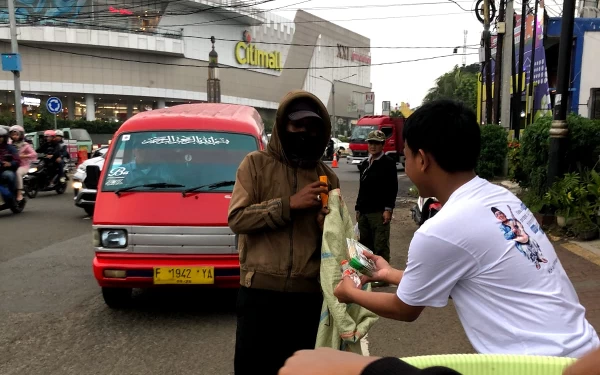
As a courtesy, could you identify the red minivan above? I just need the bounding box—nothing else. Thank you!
[91,104,267,308]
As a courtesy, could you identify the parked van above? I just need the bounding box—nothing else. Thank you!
[90,104,268,308]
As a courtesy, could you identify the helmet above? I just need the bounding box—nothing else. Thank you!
[55,130,64,137]
[44,130,56,137]
[9,125,24,134]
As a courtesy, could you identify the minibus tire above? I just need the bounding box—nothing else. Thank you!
[102,287,133,309]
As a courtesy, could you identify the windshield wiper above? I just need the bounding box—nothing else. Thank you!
[115,182,185,196]
[182,180,236,197]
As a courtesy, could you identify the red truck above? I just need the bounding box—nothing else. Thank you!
[347,115,405,170]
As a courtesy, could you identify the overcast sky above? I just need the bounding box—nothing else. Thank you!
[263,0,564,112]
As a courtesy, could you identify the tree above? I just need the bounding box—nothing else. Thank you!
[423,63,480,113]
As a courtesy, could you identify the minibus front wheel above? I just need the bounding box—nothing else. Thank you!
[102,287,133,309]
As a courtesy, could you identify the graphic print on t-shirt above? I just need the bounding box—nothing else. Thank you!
[491,204,549,270]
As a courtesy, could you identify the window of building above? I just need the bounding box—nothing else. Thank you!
[591,88,600,120]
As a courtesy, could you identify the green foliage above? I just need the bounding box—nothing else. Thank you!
[543,172,585,218]
[390,110,404,118]
[476,124,508,180]
[518,114,600,210]
[423,63,480,113]
[507,140,525,182]
[543,169,600,237]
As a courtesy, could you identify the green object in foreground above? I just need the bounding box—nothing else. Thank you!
[401,354,577,375]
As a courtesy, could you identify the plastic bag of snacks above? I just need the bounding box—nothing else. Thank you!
[345,238,376,277]
[340,260,362,287]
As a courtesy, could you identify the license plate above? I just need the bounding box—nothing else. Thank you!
[153,267,215,285]
[352,160,362,164]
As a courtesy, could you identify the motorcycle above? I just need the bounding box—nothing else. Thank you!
[23,157,68,198]
[0,176,26,214]
[410,196,442,226]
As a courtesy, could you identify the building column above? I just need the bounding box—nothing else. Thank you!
[157,99,166,109]
[67,96,75,121]
[85,94,95,121]
[127,99,133,119]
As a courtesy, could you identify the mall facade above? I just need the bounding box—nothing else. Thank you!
[0,0,372,134]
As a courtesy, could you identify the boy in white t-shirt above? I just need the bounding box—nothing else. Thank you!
[334,99,599,358]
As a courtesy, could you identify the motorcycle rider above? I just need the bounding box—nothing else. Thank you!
[36,130,56,154]
[36,130,64,186]
[9,125,37,201]
[53,130,70,182]
[0,127,21,197]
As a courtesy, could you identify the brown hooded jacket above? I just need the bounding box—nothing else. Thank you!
[228,90,340,293]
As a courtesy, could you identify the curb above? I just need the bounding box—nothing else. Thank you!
[559,241,600,267]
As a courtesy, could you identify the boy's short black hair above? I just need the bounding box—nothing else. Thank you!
[402,99,481,173]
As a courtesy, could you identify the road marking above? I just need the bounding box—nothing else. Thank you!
[561,242,600,267]
[360,334,370,356]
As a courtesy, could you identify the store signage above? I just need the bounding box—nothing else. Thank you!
[337,44,350,60]
[352,52,371,65]
[109,6,133,15]
[337,43,371,65]
[235,31,282,71]
[364,92,374,115]
[20,97,41,106]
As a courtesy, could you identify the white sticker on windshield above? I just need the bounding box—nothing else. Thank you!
[108,166,129,177]
[105,178,124,186]
[141,136,230,146]
[122,135,130,141]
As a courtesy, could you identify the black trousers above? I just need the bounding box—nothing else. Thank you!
[234,286,323,375]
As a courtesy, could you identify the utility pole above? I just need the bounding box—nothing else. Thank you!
[493,0,506,124]
[547,0,577,186]
[500,0,515,130]
[513,0,528,140]
[331,83,336,136]
[527,0,540,126]
[510,11,519,138]
[483,0,493,124]
[7,0,23,126]
[462,30,468,67]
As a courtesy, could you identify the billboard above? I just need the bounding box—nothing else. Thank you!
[484,2,552,121]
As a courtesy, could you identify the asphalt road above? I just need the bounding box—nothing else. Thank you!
[0,162,468,375]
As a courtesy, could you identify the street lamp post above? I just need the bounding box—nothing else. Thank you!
[547,0,577,187]
[207,36,221,103]
[312,74,357,136]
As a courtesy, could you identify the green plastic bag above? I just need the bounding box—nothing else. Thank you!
[315,189,379,354]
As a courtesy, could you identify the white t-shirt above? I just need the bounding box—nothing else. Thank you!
[397,176,599,358]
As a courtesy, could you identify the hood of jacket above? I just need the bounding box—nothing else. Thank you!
[267,90,331,168]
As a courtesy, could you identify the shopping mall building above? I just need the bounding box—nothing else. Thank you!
[0,0,372,134]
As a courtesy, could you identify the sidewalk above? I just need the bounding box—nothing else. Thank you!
[554,239,600,330]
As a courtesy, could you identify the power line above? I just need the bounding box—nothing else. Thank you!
[14,41,478,70]
[15,10,473,32]
[1,0,473,17]
[190,35,481,49]
[263,0,474,11]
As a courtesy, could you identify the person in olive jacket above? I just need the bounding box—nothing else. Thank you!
[228,90,340,375]
[355,130,398,286]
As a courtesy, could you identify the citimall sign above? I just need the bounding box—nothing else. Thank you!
[235,31,282,71]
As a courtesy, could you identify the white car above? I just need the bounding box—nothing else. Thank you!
[73,146,107,216]
[331,138,349,154]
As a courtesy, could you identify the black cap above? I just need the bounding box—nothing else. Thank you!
[287,100,322,122]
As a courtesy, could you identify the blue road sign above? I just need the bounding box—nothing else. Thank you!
[46,97,62,114]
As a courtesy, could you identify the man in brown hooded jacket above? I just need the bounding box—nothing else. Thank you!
[228,90,340,375]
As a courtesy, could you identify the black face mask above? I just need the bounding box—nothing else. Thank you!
[282,131,323,162]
